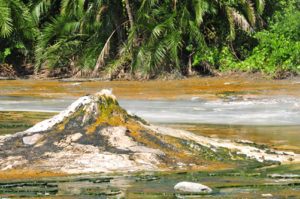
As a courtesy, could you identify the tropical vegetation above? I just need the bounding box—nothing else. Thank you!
[0,0,299,79]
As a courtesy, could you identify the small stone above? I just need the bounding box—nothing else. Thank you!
[261,193,273,197]
[174,181,212,193]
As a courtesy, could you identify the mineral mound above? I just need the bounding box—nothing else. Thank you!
[0,90,299,174]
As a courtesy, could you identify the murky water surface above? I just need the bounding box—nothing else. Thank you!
[1,78,300,126]
[0,167,300,198]
[0,78,300,198]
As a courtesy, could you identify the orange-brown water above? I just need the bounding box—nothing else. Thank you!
[1,77,300,99]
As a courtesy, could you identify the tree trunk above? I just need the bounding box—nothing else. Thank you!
[229,41,241,61]
[174,0,177,11]
[124,0,134,29]
[188,52,195,76]
[188,55,192,76]
[124,0,137,46]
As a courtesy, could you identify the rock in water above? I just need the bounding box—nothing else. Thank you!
[0,89,299,174]
[174,181,212,193]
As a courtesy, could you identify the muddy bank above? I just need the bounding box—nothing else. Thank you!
[0,64,16,78]
[1,62,299,80]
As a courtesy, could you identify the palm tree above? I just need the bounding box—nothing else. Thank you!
[125,0,266,76]
[35,0,125,73]
[33,0,266,77]
[0,0,36,66]
[0,0,34,38]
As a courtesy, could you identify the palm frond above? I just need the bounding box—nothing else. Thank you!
[139,0,159,12]
[165,31,182,68]
[77,0,86,15]
[31,0,51,24]
[0,2,13,38]
[39,15,68,48]
[36,36,83,70]
[227,6,254,35]
[239,0,256,26]
[0,0,34,38]
[63,21,80,33]
[225,5,236,40]
[60,0,86,16]
[255,0,265,14]
[193,0,209,27]
[152,42,167,68]
[92,29,116,76]
[180,6,191,28]
[60,0,70,14]
[133,47,146,72]
[151,23,165,40]
[189,20,205,46]
[96,6,107,22]
[104,53,130,76]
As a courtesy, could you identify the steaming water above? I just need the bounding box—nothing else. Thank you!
[0,95,299,125]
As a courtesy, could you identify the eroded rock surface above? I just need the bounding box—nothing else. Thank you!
[0,90,299,174]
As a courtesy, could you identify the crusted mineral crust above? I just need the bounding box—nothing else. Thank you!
[0,89,299,174]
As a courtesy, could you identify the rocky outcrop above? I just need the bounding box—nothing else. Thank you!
[0,90,299,174]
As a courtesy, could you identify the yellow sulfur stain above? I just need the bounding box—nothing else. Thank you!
[0,169,67,180]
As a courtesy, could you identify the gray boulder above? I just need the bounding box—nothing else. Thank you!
[174,181,212,193]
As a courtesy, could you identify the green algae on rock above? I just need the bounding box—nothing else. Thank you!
[0,111,55,135]
[0,90,299,174]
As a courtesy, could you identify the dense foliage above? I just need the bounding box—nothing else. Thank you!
[0,0,299,78]
[218,0,300,78]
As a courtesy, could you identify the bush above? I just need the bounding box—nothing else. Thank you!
[221,0,300,78]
